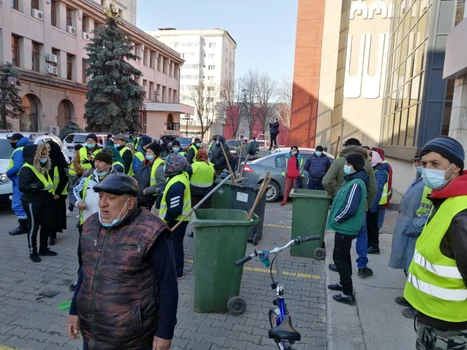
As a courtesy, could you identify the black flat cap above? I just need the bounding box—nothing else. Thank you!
[93,173,138,197]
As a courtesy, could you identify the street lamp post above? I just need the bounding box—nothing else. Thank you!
[1,76,17,130]
[185,114,190,136]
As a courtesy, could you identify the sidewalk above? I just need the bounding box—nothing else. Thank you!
[325,210,415,350]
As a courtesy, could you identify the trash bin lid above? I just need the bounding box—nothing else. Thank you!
[192,209,259,228]
[289,188,331,199]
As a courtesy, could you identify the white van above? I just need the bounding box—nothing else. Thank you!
[63,133,108,160]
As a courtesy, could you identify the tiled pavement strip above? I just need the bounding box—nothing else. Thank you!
[0,202,327,350]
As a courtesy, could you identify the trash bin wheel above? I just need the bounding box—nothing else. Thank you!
[252,233,260,246]
[312,247,326,261]
[227,296,246,316]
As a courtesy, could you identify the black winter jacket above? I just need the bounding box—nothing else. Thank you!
[19,144,52,204]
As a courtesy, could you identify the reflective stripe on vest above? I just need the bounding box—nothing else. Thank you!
[416,186,433,216]
[190,161,215,188]
[149,158,165,192]
[376,169,389,205]
[79,175,94,225]
[53,166,68,195]
[112,161,124,171]
[7,147,24,171]
[159,172,191,222]
[21,163,53,193]
[404,195,467,322]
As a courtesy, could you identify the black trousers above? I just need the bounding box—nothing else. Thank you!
[269,133,278,149]
[170,221,188,278]
[22,200,49,255]
[77,224,83,269]
[366,211,380,248]
[333,232,356,296]
[308,180,324,190]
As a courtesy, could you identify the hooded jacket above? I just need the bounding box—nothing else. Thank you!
[322,145,376,210]
[416,174,467,330]
[18,144,52,203]
[303,153,332,181]
[6,136,30,179]
[210,136,234,171]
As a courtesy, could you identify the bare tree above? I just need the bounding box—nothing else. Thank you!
[276,76,292,130]
[256,73,277,133]
[219,78,245,138]
[240,70,260,137]
[189,80,219,140]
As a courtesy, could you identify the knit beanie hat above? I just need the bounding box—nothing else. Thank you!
[346,153,365,171]
[86,133,98,143]
[10,133,24,141]
[421,136,465,169]
[165,153,188,176]
[344,138,362,147]
[146,142,161,156]
[94,148,113,165]
[140,135,152,148]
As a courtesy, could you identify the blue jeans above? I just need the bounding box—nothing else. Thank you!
[308,180,324,190]
[356,212,368,269]
[377,209,386,229]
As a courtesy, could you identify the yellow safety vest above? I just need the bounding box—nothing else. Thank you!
[149,158,165,188]
[79,174,94,225]
[21,163,53,193]
[189,145,198,159]
[282,155,304,177]
[112,161,125,172]
[129,152,145,176]
[53,166,68,195]
[376,169,389,206]
[190,161,215,188]
[7,147,24,172]
[404,196,467,322]
[119,146,132,174]
[159,172,191,222]
[79,147,100,170]
[416,186,433,216]
[69,163,77,177]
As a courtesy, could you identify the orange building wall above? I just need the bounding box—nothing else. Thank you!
[289,0,325,148]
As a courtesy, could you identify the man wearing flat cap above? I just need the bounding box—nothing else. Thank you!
[114,133,133,175]
[403,136,467,348]
[67,174,178,350]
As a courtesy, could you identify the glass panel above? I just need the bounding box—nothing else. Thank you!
[445,79,455,101]
[442,102,452,135]
[393,110,401,145]
[399,108,409,146]
[407,105,418,147]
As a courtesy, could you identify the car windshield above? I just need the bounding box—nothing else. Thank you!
[226,141,238,148]
[176,137,191,145]
[0,139,12,159]
[65,134,87,144]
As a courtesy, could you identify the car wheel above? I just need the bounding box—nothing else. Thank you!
[263,180,280,203]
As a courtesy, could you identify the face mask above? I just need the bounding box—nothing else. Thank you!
[115,144,122,149]
[96,170,107,177]
[344,165,353,175]
[315,151,322,157]
[99,198,129,228]
[196,143,201,148]
[291,151,297,156]
[10,142,17,149]
[416,166,423,176]
[86,143,96,149]
[146,154,155,161]
[172,147,180,153]
[422,165,454,190]
[216,141,220,145]
[39,158,47,164]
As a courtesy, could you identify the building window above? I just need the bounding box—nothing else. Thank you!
[10,0,19,10]
[82,58,88,83]
[66,8,73,27]
[143,48,149,66]
[174,64,179,79]
[142,79,147,98]
[162,86,166,102]
[150,52,155,69]
[11,35,21,67]
[209,43,216,48]
[163,57,168,74]
[82,14,89,33]
[207,86,215,91]
[67,54,74,80]
[31,0,39,10]
[208,65,215,70]
[149,82,154,99]
[207,76,215,81]
[51,0,58,27]
[208,54,215,59]
[173,89,177,102]
[32,42,41,72]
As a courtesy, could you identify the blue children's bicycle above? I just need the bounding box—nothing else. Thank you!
[235,235,321,350]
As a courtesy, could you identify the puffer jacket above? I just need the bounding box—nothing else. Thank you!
[210,136,234,171]
[369,163,389,213]
[303,153,331,181]
[76,208,168,350]
[322,145,376,210]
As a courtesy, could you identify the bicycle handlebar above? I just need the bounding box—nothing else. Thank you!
[235,235,321,266]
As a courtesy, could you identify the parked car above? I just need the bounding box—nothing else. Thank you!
[63,133,108,159]
[175,136,193,150]
[226,140,241,156]
[241,150,334,202]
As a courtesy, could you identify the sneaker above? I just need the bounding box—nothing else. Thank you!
[358,267,373,278]
[333,294,355,306]
[328,264,338,272]
[402,307,417,319]
[66,210,73,217]
[368,247,380,254]
[395,296,411,307]
[49,237,56,246]
[328,283,343,291]
[29,254,41,263]
[39,248,58,256]
[69,281,77,292]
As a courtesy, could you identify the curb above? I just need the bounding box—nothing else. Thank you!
[325,232,366,350]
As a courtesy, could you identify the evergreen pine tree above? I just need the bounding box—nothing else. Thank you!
[0,63,24,129]
[59,121,84,140]
[84,5,144,133]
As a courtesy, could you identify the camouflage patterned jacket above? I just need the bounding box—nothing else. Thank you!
[76,207,168,350]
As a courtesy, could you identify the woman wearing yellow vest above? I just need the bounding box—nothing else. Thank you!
[79,134,102,170]
[134,142,165,210]
[389,149,432,320]
[18,144,57,263]
[159,153,191,280]
[403,136,467,348]
[114,133,134,174]
[187,148,215,209]
[45,140,69,246]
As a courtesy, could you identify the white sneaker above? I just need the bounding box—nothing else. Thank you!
[66,210,73,217]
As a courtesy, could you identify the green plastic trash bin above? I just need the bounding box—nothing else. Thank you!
[289,188,331,260]
[210,179,232,209]
[192,209,259,314]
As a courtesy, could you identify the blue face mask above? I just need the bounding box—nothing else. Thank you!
[422,165,453,190]
[195,143,201,148]
[315,151,322,157]
[146,154,155,161]
[40,158,47,164]
[95,170,107,177]
[344,165,353,175]
[172,147,180,153]
[99,198,129,228]
[86,142,96,149]
[416,166,423,176]
[291,151,297,156]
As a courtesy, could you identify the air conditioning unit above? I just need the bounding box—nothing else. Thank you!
[67,26,76,35]
[82,32,90,41]
[46,65,58,75]
[31,9,44,20]
[46,54,58,64]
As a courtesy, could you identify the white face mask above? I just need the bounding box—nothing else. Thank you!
[98,198,130,228]
[422,164,454,190]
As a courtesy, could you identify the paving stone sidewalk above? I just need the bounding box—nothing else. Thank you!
[0,202,326,350]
